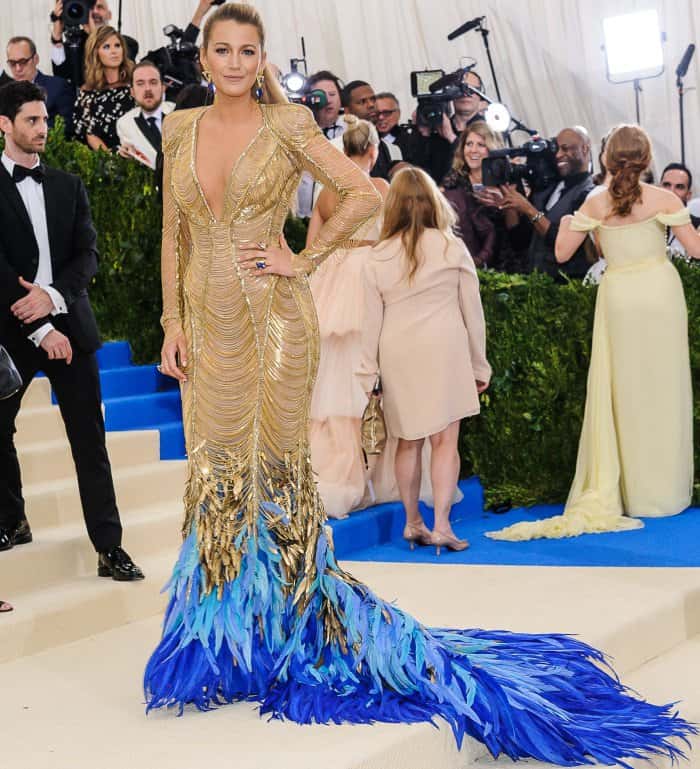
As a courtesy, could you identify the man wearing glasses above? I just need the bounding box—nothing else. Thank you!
[5,36,74,136]
[375,92,401,142]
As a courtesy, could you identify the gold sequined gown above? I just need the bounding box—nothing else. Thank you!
[143,104,694,767]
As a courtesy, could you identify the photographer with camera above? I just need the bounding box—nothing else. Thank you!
[50,1,138,88]
[451,70,487,135]
[490,127,595,280]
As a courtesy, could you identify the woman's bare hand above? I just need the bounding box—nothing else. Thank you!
[238,234,295,277]
[160,330,188,383]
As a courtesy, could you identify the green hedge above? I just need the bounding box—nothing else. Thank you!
[8,127,700,507]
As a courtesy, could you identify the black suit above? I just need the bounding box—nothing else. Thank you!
[35,70,76,135]
[0,161,121,552]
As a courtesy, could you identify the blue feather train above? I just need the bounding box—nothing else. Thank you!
[145,511,695,767]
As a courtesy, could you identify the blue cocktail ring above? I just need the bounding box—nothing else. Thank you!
[256,259,266,270]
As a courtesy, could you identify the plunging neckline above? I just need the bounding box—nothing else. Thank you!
[191,104,266,225]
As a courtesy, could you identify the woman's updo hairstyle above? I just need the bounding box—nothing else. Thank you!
[201,3,287,105]
[342,114,379,158]
[604,124,652,218]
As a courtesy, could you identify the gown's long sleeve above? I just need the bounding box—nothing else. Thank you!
[159,111,191,340]
[356,255,384,394]
[270,105,381,276]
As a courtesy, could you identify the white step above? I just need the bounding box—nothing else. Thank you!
[15,401,69,445]
[17,429,161,487]
[23,459,186,530]
[0,502,182,596]
[20,376,52,409]
[0,551,175,663]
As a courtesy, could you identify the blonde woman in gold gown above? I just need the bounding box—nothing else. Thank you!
[489,125,700,542]
[144,7,694,763]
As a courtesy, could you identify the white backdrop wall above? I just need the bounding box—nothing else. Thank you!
[2,0,699,179]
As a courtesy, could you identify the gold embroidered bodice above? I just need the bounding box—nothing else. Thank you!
[159,103,380,592]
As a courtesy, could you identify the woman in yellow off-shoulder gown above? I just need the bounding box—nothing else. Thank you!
[144,9,695,764]
[489,124,700,543]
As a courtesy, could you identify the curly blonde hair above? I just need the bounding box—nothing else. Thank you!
[604,124,652,218]
[83,26,133,90]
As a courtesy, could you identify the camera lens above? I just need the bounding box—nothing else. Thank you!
[66,2,82,19]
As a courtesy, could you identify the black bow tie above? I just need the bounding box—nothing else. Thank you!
[12,164,44,184]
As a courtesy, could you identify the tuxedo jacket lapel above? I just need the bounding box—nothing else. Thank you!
[134,113,161,152]
[42,170,62,267]
[0,165,38,249]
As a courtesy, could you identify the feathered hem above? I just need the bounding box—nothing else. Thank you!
[145,508,695,767]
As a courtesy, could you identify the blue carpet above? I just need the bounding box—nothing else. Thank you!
[55,342,186,459]
[332,477,700,568]
[85,343,700,567]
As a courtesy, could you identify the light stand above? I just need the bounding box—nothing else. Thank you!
[602,10,664,126]
[117,0,123,33]
[676,44,696,165]
[474,18,503,104]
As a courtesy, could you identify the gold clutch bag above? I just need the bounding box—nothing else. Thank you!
[361,377,387,460]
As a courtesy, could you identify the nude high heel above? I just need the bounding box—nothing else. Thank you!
[430,530,469,556]
[402,521,432,550]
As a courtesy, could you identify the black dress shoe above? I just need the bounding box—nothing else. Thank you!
[0,520,33,552]
[97,546,145,581]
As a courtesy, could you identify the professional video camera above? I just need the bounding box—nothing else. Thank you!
[146,25,201,99]
[409,67,474,131]
[288,89,328,110]
[62,0,96,27]
[482,137,559,192]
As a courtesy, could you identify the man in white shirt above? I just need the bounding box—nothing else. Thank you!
[0,80,143,581]
[117,60,175,170]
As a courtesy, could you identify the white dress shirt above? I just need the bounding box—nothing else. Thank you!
[141,106,164,131]
[295,120,346,218]
[1,153,67,346]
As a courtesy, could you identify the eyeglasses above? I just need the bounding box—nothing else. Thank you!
[7,57,34,69]
[376,109,399,118]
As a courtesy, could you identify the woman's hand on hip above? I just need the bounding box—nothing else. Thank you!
[238,234,296,277]
[160,330,188,383]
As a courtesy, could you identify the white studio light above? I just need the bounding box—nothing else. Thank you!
[603,9,664,82]
[485,103,510,132]
[284,70,306,94]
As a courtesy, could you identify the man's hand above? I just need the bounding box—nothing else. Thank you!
[11,277,55,324]
[436,113,457,144]
[192,0,219,28]
[118,142,151,166]
[497,184,535,215]
[40,329,73,363]
[52,1,65,39]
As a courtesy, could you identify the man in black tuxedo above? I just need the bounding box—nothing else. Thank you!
[6,36,74,135]
[0,80,143,581]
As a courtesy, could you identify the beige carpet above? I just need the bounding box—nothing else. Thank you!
[2,381,698,769]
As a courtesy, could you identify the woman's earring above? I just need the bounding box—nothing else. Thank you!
[202,69,211,83]
[255,72,265,102]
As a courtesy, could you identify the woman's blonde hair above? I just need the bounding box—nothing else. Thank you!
[604,124,652,218]
[379,166,458,283]
[448,120,503,183]
[342,114,379,157]
[202,3,287,105]
[83,26,133,90]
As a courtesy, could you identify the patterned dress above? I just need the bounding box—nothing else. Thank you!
[72,85,134,150]
[144,103,694,766]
